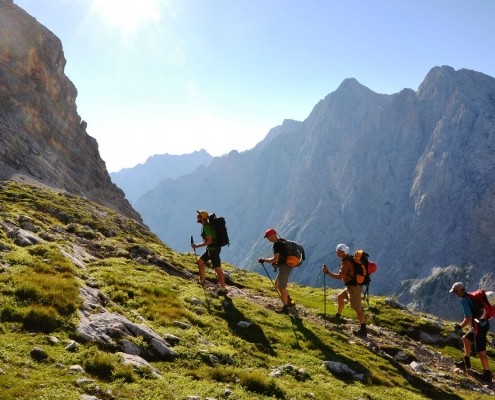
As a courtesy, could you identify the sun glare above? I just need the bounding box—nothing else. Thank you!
[90,0,162,37]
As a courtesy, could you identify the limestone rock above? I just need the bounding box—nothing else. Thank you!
[0,0,141,222]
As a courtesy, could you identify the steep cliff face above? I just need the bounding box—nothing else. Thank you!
[0,0,141,221]
[135,66,495,318]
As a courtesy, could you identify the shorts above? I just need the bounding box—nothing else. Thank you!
[345,284,363,311]
[200,247,221,268]
[275,265,293,289]
[465,321,490,352]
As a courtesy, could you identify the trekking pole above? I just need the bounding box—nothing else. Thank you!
[261,262,300,344]
[323,268,327,326]
[260,262,284,304]
[191,235,210,313]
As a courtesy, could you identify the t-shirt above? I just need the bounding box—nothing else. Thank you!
[461,295,489,328]
[273,239,287,266]
[201,224,217,249]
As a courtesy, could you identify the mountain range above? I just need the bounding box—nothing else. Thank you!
[0,2,494,397]
[133,67,495,321]
[1,0,494,323]
[110,150,213,204]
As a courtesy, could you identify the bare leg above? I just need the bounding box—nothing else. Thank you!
[197,259,206,283]
[479,351,490,370]
[463,336,471,357]
[279,287,289,305]
[214,267,226,288]
[337,289,348,314]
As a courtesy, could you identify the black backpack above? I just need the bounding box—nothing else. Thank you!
[279,238,305,267]
[208,213,230,247]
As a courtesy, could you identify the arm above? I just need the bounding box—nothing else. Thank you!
[260,252,280,265]
[457,315,473,329]
[458,297,474,328]
[322,264,342,280]
[192,234,212,249]
[191,226,214,249]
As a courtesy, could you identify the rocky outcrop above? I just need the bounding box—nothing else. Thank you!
[0,0,141,222]
[78,285,178,361]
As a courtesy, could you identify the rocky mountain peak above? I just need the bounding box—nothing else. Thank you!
[134,66,495,321]
[0,0,141,221]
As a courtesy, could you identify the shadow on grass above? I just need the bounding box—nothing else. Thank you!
[392,362,465,400]
[219,298,275,356]
[291,317,367,377]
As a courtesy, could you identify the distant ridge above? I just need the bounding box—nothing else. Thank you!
[110,150,213,204]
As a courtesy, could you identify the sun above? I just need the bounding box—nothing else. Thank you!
[89,0,162,38]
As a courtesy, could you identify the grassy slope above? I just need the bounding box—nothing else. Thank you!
[0,181,493,400]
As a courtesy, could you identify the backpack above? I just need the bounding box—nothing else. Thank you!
[466,290,495,322]
[353,249,378,285]
[280,238,305,267]
[208,213,230,247]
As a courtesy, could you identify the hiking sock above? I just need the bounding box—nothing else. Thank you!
[335,313,341,318]
[360,323,367,332]
[464,356,471,369]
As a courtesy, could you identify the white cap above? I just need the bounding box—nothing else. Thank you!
[335,243,349,254]
[449,282,464,293]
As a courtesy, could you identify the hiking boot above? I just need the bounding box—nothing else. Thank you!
[276,305,290,314]
[454,356,471,370]
[217,288,228,296]
[481,370,492,384]
[353,327,367,337]
[287,297,296,307]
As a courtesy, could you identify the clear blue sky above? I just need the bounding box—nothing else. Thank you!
[13,0,495,172]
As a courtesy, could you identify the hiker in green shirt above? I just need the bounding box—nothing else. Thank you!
[191,210,227,295]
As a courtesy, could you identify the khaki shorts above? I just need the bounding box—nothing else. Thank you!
[275,265,293,289]
[345,285,363,310]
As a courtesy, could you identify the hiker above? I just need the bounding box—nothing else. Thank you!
[450,282,492,383]
[322,243,367,336]
[258,228,296,314]
[191,210,227,295]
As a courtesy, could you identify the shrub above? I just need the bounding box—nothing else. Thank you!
[14,283,39,302]
[23,306,62,333]
[238,370,285,398]
[82,349,117,380]
[0,305,24,322]
[113,364,137,383]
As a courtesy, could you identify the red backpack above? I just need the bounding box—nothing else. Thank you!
[467,290,495,322]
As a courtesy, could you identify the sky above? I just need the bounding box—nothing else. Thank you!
[13,0,495,172]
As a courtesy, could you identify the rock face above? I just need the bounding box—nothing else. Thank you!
[135,66,495,318]
[0,0,141,222]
